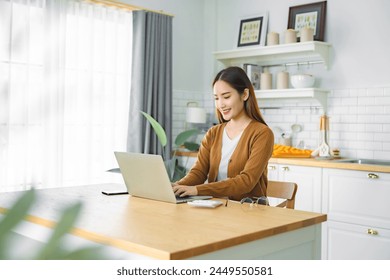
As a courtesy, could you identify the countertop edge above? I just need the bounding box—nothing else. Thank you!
[175,151,390,173]
[268,158,390,172]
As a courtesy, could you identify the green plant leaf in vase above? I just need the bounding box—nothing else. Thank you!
[140,111,167,147]
[174,129,199,147]
[183,141,200,151]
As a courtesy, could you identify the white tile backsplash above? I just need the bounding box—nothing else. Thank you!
[172,86,390,160]
[374,151,390,161]
[383,124,390,132]
[172,89,206,138]
[358,97,376,105]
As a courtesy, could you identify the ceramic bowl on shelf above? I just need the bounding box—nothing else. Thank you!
[290,74,315,88]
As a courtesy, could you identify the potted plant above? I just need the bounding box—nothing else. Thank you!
[107,111,201,181]
[141,111,200,181]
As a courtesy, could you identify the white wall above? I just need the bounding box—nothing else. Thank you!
[123,0,390,159]
[123,0,206,92]
[125,0,390,89]
[209,0,390,159]
[212,0,390,89]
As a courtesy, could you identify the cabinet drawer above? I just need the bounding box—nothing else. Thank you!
[323,169,390,229]
[324,220,390,260]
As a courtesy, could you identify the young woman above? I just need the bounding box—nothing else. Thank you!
[173,66,274,201]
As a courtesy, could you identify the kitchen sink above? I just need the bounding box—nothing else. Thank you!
[334,158,390,166]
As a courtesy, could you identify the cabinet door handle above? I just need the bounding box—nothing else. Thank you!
[282,166,290,171]
[367,229,378,235]
[268,165,276,170]
[367,173,379,179]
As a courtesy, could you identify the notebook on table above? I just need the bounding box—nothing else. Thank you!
[114,152,212,204]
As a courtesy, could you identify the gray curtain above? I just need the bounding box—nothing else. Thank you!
[127,11,173,160]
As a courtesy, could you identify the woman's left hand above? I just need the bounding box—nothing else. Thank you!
[172,185,198,197]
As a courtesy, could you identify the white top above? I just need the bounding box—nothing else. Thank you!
[218,128,243,181]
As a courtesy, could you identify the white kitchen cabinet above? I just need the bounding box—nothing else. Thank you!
[267,163,322,212]
[322,168,390,259]
[267,163,280,181]
[324,221,390,260]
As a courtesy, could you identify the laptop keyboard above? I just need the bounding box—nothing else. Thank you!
[176,195,190,202]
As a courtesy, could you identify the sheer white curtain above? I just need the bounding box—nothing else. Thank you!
[0,0,132,191]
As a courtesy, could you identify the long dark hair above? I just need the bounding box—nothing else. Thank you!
[212,66,267,125]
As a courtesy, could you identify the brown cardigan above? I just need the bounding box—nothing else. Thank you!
[176,120,274,201]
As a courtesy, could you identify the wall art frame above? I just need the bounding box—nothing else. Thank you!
[288,1,327,41]
[237,12,268,47]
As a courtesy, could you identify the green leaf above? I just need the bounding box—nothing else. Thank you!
[0,189,106,260]
[183,142,200,151]
[174,129,199,147]
[0,189,35,239]
[35,202,83,260]
[141,111,167,147]
[0,189,36,259]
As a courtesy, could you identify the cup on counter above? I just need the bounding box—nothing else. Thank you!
[284,29,297,44]
[260,71,272,90]
[300,27,314,42]
[276,71,289,89]
[267,32,279,46]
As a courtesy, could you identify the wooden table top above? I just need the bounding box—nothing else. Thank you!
[0,184,327,260]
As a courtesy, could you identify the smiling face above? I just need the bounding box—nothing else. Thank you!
[213,80,248,121]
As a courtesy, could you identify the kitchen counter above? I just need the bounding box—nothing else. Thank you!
[268,157,390,173]
[175,151,390,173]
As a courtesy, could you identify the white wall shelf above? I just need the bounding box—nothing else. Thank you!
[214,41,332,111]
[255,88,329,112]
[214,41,331,69]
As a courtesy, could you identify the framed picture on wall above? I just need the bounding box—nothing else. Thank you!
[237,12,268,47]
[288,1,327,41]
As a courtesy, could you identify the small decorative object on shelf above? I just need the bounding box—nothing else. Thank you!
[284,29,297,44]
[244,63,262,90]
[290,73,315,88]
[267,31,279,46]
[300,27,314,42]
[260,68,272,90]
[276,71,289,89]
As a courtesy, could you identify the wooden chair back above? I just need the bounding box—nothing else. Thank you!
[266,181,298,209]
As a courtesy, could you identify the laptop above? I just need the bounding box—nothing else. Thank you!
[114,152,212,204]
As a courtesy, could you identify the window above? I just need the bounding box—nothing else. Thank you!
[0,0,132,191]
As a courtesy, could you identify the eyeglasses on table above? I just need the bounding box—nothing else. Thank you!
[240,196,269,211]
